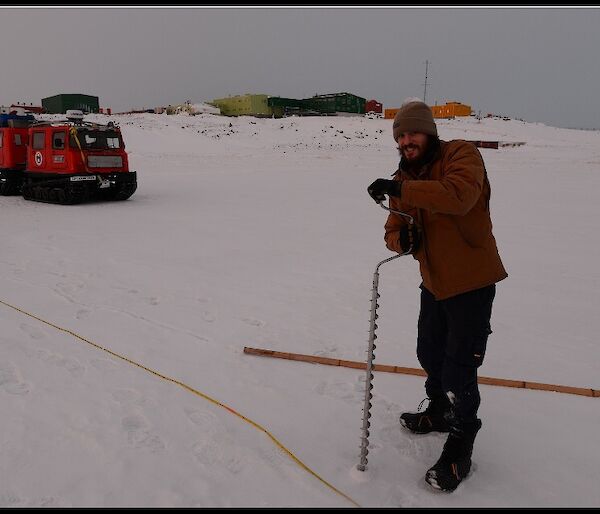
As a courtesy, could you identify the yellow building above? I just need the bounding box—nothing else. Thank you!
[210,94,273,117]
[431,101,472,119]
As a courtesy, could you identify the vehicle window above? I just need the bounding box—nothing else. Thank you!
[14,134,22,145]
[0,132,3,148]
[52,131,66,149]
[33,132,45,149]
[71,129,121,150]
[106,136,120,149]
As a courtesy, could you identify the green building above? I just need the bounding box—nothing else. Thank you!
[269,92,367,117]
[267,97,304,117]
[41,93,100,114]
[210,94,273,117]
[304,92,366,115]
[267,96,325,117]
[211,91,367,118]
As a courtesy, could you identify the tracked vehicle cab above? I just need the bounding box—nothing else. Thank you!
[23,110,137,204]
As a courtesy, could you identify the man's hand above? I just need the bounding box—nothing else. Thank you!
[367,178,402,204]
[399,224,422,254]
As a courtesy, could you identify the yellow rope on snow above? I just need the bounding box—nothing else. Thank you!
[0,299,360,508]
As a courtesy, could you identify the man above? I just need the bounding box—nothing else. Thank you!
[367,99,507,492]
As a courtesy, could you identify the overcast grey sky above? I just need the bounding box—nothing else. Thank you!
[2,6,599,129]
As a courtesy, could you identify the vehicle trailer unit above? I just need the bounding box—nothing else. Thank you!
[0,110,35,195]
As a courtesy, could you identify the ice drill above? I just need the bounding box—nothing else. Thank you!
[357,202,415,472]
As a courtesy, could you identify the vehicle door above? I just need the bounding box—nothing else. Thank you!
[13,130,28,167]
[31,130,47,171]
[50,129,68,171]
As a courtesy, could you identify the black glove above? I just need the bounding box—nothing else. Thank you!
[367,178,402,203]
[399,224,422,254]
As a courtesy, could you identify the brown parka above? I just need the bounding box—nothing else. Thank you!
[384,139,507,300]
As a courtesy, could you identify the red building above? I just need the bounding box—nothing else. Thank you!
[365,99,383,114]
[11,103,46,114]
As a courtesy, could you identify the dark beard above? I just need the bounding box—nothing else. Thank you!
[399,144,423,162]
[399,136,441,171]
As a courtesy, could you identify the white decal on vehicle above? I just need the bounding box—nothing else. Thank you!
[70,176,97,182]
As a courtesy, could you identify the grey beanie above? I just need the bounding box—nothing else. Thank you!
[392,101,438,141]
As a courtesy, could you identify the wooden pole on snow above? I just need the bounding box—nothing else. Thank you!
[243,346,600,398]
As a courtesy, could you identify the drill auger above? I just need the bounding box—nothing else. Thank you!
[357,202,414,472]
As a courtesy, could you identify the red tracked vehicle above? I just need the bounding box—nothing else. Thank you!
[22,110,137,204]
[0,108,35,195]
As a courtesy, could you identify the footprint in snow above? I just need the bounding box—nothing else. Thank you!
[36,497,66,507]
[75,308,91,320]
[254,442,288,469]
[184,408,220,436]
[19,323,45,340]
[314,344,339,357]
[201,311,216,323]
[2,381,31,395]
[313,378,358,402]
[112,389,148,407]
[121,414,165,453]
[191,440,220,466]
[242,317,264,328]
[378,423,404,445]
[0,492,25,507]
[392,430,444,463]
[35,350,85,378]
[185,408,246,473]
[0,362,31,396]
[190,439,246,474]
[90,358,119,373]
[58,357,85,378]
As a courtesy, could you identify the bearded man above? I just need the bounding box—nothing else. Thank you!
[367,99,507,492]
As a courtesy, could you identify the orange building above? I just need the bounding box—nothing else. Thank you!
[384,108,400,119]
[386,101,472,121]
[431,101,472,119]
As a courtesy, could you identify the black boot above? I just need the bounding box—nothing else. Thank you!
[425,419,482,492]
[399,397,451,434]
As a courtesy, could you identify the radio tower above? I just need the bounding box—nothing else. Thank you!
[423,60,430,104]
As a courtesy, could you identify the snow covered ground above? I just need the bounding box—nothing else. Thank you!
[1,112,599,507]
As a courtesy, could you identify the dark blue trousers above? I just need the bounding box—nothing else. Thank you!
[416,284,496,428]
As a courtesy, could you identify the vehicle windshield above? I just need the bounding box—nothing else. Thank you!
[71,129,122,150]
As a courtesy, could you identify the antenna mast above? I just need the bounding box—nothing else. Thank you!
[423,60,429,104]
